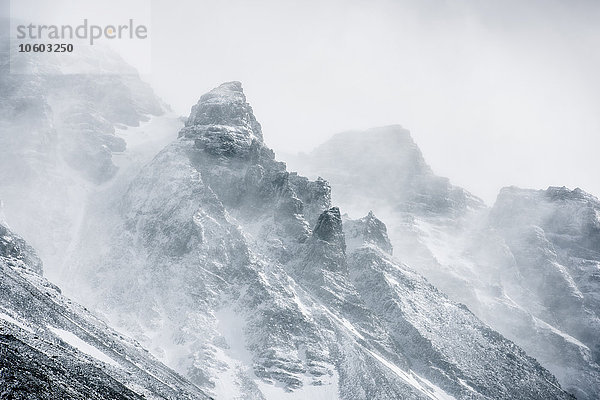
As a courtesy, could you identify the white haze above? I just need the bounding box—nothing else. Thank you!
[5,0,599,203]
[146,0,600,204]
[1,3,599,395]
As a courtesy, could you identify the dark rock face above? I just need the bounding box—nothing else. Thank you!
[186,81,262,139]
[288,174,331,226]
[313,207,345,248]
[68,82,575,400]
[0,224,210,400]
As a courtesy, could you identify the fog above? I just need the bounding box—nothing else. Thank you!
[5,0,599,203]
[2,3,600,396]
[146,0,600,204]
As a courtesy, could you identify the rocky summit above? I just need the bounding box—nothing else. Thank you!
[179,81,263,157]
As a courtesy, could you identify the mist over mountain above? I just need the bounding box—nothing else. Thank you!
[0,41,179,284]
[0,35,596,399]
[47,81,572,399]
[0,223,210,399]
[287,126,600,399]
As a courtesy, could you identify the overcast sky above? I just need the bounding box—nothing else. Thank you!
[147,0,600,204]
[6,0,600,204]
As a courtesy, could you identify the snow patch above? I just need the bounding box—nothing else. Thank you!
[215,307,254,365]
[0,311,34,333]
[49,326,121,368]
[321,307,365,341]
[366,350,455,400]
[533,317,590,350]
[113,113,182,160]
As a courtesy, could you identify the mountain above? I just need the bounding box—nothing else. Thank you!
[286,125,486,296]
[293,126,484,217]
[288,126,600,399]
[64,82,573,399]
[483,186,600,398]
[0,222,210,399]
[0,36,180,282]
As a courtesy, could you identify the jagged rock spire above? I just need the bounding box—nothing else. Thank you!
[179,81,264,157]
[345,211,393,255]
[313,207,346,251]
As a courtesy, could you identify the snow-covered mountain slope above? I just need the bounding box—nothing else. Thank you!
[287,126,600,398]
[344,213,569,399]
[0,36,180,283]
[0,223,210,399]
[481,186,600,399]
[489,186,600,347]
[67,82,573,399]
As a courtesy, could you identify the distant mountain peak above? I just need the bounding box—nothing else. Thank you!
[290,124,484,217]
[495,185,600,212]
[545,185,597,202]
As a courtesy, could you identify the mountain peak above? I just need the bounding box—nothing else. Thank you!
[196,81,245,105]
[495,185,599,208]
[545,186,598,203]
[213,80,243,91]
[180,81,264,157]
[344,211,393,255]
[291,124,484,217]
